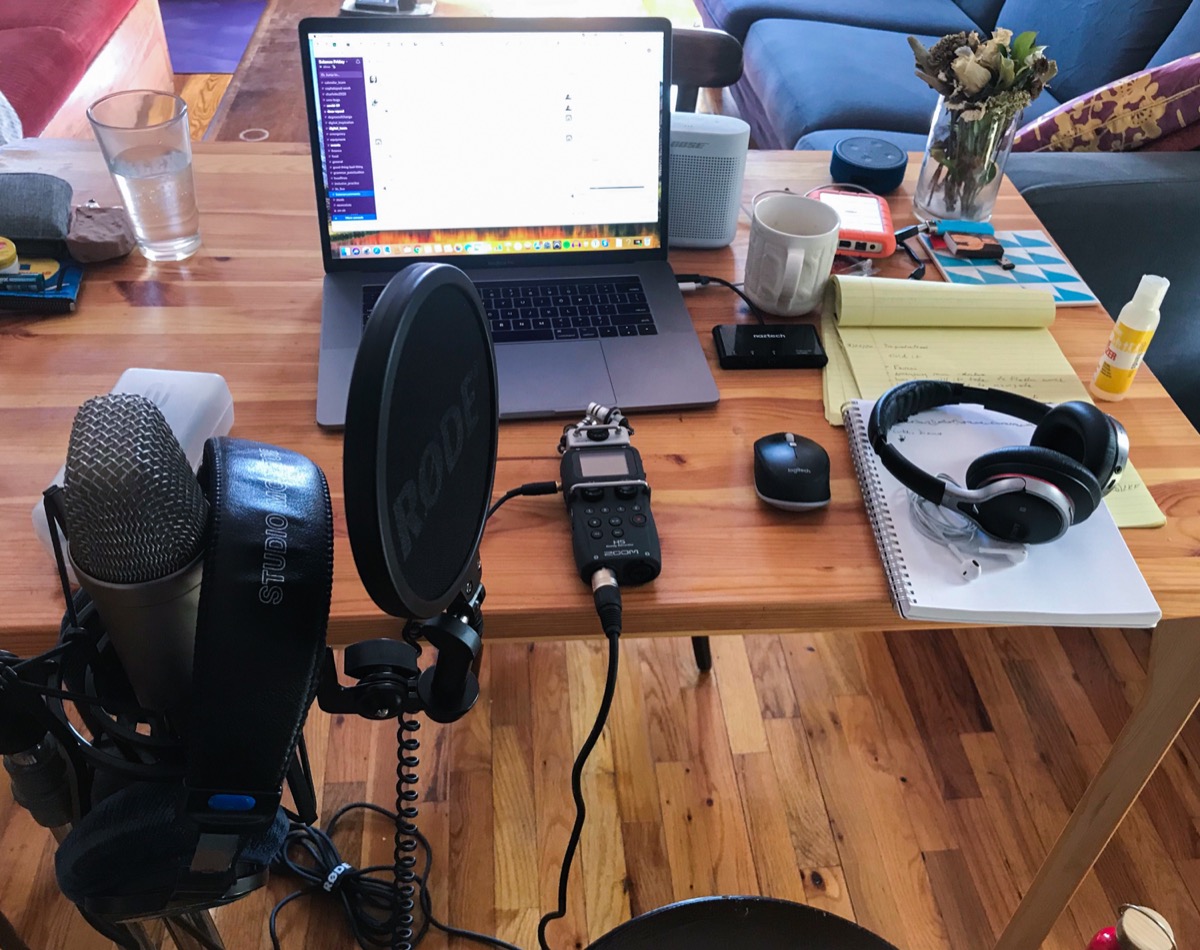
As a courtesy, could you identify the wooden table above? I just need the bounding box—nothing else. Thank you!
[2,140,1199,949]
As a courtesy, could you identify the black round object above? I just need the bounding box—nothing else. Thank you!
[586,897,899,949]
[829,136,908,194]
[343,263,499,620]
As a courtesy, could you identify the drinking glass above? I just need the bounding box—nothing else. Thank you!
[87,90,202,261]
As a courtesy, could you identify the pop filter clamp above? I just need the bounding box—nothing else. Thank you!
[316,262,499,950]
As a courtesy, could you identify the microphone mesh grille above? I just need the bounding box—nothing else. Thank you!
[64,394,209,584]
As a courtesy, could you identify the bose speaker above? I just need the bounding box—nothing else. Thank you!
[668,113,750,249]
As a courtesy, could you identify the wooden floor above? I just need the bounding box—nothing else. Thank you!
[3,628,1200,948]
[173,0,702,142]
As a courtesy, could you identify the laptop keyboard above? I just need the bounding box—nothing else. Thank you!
[362,276,657,343]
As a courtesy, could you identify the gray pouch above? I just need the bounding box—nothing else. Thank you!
[0,173,73,255]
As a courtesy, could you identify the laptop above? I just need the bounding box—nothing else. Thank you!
[298,16,720,425]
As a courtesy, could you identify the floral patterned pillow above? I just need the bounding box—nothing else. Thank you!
[1013,52,1200,152]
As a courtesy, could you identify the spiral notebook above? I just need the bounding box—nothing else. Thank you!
[844,399,1161,627]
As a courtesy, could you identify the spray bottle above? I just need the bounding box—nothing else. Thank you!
[1090,275,1170,401]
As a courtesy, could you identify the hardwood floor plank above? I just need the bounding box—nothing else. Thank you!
[656,760,717,902]
[492,726,539,925]
[762,716,840,868]
[800,696,909,946]
[886,629,992,802]
[531,642,588,950]
[955,630,1115,943]
[839,693,952,950]
[566,639,631,943]
[856,629,957,853]
[924,849,996,950]
[449,769,496,939]
[621,819,675,918]
[677,675,759,896]
[710,636,769,754]
[733,751,807,903]
[609,642,662,824]
[744,635,801,720]
[802,865,856,921]
[174,73,233,141]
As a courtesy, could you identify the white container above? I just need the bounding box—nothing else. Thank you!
[1090,274,1169,401]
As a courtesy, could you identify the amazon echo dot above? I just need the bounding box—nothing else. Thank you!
[830,137,908,194]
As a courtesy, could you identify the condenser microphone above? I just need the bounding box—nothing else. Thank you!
[62,394,209,717]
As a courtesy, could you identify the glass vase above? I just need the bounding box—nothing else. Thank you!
[913,95,1021,222]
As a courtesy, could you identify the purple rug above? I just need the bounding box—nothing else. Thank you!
[160,0,269,73]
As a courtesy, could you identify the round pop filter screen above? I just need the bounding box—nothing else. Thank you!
[343,263,499,619]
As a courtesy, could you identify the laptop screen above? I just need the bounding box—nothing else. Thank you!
[303,22,668,267]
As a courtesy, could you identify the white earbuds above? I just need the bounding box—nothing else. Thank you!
[948,540,1027,583]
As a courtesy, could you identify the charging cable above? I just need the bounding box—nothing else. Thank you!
[675,273,766,324]
[907,477,1026,581]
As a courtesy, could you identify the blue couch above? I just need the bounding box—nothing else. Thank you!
[695,0,1200,152]
[694,0,1200,431]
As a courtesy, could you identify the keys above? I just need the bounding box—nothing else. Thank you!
[466,276,657,344]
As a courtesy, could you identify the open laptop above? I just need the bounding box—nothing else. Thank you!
[299,16,719,425]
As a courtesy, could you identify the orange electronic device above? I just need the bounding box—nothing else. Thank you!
[812,188,896,258]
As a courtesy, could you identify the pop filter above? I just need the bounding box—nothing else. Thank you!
[343,263,499,619]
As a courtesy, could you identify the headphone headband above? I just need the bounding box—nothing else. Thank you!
[188,438,332,837]
[867,380,1052,505]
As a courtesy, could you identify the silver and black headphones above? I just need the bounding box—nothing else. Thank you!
[868,380,1129,544]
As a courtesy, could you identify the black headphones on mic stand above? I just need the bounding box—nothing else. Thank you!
[45,437,333,924]
[868,380,1129,544]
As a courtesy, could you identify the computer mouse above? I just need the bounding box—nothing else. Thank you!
[754,432,831,510]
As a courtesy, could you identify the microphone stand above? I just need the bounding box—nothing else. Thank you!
[316,561,485,950]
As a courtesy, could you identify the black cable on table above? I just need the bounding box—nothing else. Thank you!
[675,273,767,323]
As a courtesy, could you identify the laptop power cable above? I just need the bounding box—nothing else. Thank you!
[676,273,767,323]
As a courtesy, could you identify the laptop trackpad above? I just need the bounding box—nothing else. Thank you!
[496,341,616,416]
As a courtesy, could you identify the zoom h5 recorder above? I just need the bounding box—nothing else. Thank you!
[559,404,662,586]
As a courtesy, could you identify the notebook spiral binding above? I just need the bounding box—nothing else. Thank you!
[843,402,917,613]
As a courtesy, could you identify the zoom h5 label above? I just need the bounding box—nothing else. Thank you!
[558,403,662,586]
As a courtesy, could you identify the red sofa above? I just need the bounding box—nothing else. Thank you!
[0,0,173,139]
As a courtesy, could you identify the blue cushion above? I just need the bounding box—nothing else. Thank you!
[1149,0,1200,66]
[694,0,978,43]
[739,19,1061,150]
[795,129,931,152]
[740,22,941,149]
[992,0,1193,101]
[953,0,1007,31]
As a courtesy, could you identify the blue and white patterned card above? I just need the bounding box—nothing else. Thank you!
[921,229,1099,307]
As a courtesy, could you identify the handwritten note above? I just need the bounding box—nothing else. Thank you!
[835,326,1086,403]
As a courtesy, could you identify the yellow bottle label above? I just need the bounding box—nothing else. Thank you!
[1092,322,1155,395]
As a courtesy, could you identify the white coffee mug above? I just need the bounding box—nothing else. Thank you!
[744,191,841,317]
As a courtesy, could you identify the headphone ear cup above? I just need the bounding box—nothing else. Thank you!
[55,782,287,914]
[965,445,1102,542]
[1030,401,1119,490]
